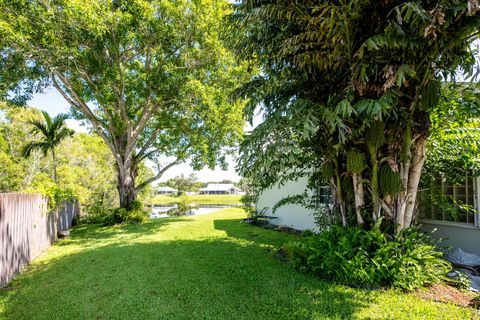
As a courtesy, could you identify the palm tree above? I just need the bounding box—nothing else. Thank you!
[22,111,74,184]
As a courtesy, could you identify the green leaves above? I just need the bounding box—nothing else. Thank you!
[1,0,250,204]
[233,1,477,229]
[424,83,480,183]
[284,226,451,290]
[22,111,73,159]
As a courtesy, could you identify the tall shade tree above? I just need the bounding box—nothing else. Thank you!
[232,1,479,232]
[0,0,248,209]
[22,111,74,184]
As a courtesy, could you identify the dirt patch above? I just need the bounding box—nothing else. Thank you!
[414,283,478,308]
[243,218,303,235]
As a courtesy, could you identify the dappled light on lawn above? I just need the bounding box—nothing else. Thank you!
[0,208,475,319]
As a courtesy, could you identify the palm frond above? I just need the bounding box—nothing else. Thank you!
[28,119,49,137]
[22,141,50,158]
[23,111,73,158]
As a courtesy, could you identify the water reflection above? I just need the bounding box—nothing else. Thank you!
[150,204,241,218]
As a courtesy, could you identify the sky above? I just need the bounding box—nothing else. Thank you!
[27,89,262,183]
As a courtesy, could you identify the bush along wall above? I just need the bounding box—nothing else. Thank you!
[282,225,451,291]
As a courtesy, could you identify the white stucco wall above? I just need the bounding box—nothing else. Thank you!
[422,222,480,255]
[256,177,317,231]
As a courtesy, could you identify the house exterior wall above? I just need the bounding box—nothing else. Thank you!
[199,189,239,195]
[256,176,317,231]
[421,222,480,255]
[157,191,176,195]
[256,176,480,254]
[200,190,228,195]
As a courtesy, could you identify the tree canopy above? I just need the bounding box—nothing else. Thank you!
[1,0,250,209]
[160,173,199,193]
[232,0,480,232]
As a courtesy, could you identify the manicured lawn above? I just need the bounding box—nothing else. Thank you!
[0,208,476,319]
[148,194,242,205]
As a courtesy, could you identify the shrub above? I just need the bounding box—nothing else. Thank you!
[80,195,112,224]
[167,195,192,216]
[282,226,451,291]
[26,182,77,211]
[103,200,149,225]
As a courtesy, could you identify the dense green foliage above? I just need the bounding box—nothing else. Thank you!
[0,104,151,215]
[0,208,475,319]
[416,83,480,221]
[1,0,249,209]
[0,105,41,191]
[232,0,480,232]
[103,200,149,225]
[283,226,451,291]
[424,83,480,183]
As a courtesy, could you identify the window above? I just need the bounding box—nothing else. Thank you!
[418,174,478,225]
[312,186,332,208]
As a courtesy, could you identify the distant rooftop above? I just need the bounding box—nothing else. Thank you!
[199,184,241,191]
[157,186,178,192]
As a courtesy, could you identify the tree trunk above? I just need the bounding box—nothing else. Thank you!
[117,166,137,209]
[352,173,365,227]
[396,121,412,232]
[52,148,58,184]
[403,137,426,228]
[334,174,347,227]
[393,134,427,233]
[367,144,381,221]
[23,152,40,188]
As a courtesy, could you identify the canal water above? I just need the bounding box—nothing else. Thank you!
[150,204,241,218]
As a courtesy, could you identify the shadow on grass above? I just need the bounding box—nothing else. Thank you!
[0,238,373,320]
[213,218,298,247]
[57,217,190,247]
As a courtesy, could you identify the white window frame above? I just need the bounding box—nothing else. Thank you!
[422,176,480,229]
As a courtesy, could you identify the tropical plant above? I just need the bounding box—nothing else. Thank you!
[0,104,48,191]
[22,111,73,184]
[231,0,480,233]
[283,225,451,291]
[1,0,250,209]
[0,104,124,216]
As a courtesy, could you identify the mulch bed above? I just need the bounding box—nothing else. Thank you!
[242,218,303,235]
[414,283,479,308]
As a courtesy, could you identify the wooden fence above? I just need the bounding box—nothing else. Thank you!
[0,193,79,287]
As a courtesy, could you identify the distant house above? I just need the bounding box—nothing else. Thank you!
[199,184,242,195]
[157,186,178,195]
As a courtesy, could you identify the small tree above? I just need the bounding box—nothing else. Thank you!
[22,111,73,184]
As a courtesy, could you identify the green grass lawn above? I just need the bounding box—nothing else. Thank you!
[148,194,242,205]
[0,208,476,320]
